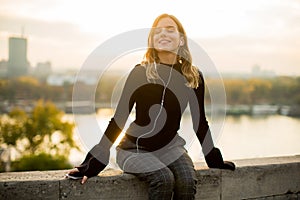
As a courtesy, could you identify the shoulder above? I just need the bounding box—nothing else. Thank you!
[134,63,146,70]
[192,65,203,75]
[127,63,146,80]
[127,63,145,74]
[192,65,205,84]
[198,70,205,81]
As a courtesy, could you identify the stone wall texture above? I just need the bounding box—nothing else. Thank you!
[1,155,299,200]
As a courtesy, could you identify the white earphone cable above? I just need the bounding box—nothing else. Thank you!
[135,61,174,153]
[122,40,181,171]
[122,62,174,171]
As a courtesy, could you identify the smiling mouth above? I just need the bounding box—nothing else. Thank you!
[159,39,171,44]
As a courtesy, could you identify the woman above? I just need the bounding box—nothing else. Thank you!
[67,13,235,200]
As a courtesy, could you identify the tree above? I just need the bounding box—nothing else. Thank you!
[0,100,78,171]
[0,108,26,171]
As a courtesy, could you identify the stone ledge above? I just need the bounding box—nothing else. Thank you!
[0,155,300,200]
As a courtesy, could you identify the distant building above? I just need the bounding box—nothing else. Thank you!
[0,59,8,78]
[7,37,30,77]
[251,65,276,78]
[34,61,52,80]
[47,73,76,86]
[47,70,98,86]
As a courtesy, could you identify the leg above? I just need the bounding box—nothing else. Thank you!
[167,152,197,200]
[116,149,175,200]
[135,167,175,200]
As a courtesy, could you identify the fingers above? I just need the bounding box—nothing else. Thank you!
[66,168,88,184]
[68,168,79,174]
[81,176,88,184]
[223,161,236,171]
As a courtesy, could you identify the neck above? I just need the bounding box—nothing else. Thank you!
[158,51,177,64]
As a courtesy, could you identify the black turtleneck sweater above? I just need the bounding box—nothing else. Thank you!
[77,63,217,177]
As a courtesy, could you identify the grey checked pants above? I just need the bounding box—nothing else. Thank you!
[116,145,197,200]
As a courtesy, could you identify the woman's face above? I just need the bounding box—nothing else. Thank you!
[152,17,182,53]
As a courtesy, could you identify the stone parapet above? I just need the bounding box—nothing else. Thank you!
[1,155,299,200]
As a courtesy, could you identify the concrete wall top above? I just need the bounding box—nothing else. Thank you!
[1,155,300,200]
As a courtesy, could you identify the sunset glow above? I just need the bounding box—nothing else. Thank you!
[0,0,299,75]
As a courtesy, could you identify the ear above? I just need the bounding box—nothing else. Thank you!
[179,37,184,46]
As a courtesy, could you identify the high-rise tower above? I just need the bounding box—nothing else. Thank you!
[7,37,29,77]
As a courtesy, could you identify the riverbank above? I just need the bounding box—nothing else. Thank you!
[225,104,300,116]
[1,100,300,117]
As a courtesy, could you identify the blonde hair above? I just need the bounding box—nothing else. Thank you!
[141,14,200,88]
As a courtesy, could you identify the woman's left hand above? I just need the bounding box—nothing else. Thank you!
[222,161,235,171]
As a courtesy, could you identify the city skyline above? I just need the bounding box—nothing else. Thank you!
[0,35,276,78]
[0,0,300,76]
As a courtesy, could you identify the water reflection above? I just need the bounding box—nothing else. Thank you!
[70,110,300,168]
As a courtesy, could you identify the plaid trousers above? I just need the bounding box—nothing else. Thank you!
[116,143,197,200]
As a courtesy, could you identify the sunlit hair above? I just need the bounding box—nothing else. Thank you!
[141,13,200,88]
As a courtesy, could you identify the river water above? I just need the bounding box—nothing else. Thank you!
[69,109,300,168]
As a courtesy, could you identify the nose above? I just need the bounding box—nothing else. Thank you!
[154,27,169,37]
[158,28,169,38]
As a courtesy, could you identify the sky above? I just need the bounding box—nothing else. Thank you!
[0,0,300,75]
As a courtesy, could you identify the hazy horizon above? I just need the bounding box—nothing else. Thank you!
[1,0,300,76]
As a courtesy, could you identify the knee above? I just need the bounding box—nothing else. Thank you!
[176,176,197,191]
[152,168,175,189]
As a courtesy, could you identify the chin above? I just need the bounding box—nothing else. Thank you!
[156,47,177,53]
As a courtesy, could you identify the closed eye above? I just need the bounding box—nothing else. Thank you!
[153,26,177,34]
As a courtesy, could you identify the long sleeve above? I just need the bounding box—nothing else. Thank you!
[76,65,145,177]
[189,72,229,169]
[189,72,215,155]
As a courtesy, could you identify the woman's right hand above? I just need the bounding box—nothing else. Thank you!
[67,152,108,183]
